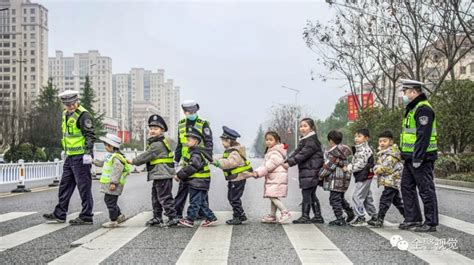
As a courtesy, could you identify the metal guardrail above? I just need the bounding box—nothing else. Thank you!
[0,159,63,185]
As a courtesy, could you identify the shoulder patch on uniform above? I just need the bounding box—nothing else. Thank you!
[84,119,93,129]
[204,127,211,135]
[419,116,429,126]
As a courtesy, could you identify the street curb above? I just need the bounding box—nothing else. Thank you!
[435,178,474,189]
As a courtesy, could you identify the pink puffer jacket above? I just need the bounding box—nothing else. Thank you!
[255,144,288,198]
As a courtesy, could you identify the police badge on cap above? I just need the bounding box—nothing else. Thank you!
[148,114,168,132]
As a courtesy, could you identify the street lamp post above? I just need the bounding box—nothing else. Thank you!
[13,48,27,114]
[282,85,300,149]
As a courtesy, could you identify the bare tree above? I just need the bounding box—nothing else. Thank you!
[304,0,473,109]
[267,104,303,152]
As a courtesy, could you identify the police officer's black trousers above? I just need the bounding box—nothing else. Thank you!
[54,155,94,221]
[104,194,121,221]
[175,181,207,218]
[227,180,246,217]
[152,179,177,219]
[378,187,404,219]
[401,161,438,226]
[329,191,351,218]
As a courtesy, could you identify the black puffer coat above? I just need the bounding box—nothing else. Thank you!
[286,132,324,189]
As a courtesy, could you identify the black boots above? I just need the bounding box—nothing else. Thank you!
[368,214,384,228]
[345,207,356,223]
[226,214,247,225]
[329,216,346,226]
[310,201,325,224]
[146,217,163,226]
[293,204,312,224]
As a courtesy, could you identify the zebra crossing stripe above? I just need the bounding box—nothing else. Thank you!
[439,214,474,236]
[48,211,152,265]
[369,221,473,264]
[0,212,81,252]
[176,211,234,265]
[0,212,36,223]
[284,212,353,264]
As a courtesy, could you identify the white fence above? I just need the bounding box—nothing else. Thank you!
[0,151,146,186]
[0,159,63,185]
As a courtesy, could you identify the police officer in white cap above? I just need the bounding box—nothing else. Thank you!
[43,90,96,225]
[399,79,438,232]
[174,100,213,219]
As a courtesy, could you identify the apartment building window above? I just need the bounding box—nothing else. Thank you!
[31,75,35,80]
[11,9,15,15]
[31,50,34,56]
[11,17,15,23]
[31,58,35,63]
[30,25,34,30]
[24,9,27,14]
[30,41,35,47]
[23,17,26,23]
[31,67,35,72]
[30,33,35,39]
[11,25,15,31]
[460,66,466,74]
[30,8,35,14]
[12,51,15,56]
[30,16,35,23]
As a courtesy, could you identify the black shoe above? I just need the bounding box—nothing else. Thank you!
[345,208,356,223]
[226,217,243,225]
[161,218,178,227]
[414,224,437,232]
[239,215,248,222]
[293,203,311,224]
[310,202,325,224]
[370,215,384,228]
[367,215,378,226]
[310,216,325,224]
[43,213,65,223]
[146,217,164,226]
[69,217,93,225]
[329,216,346,226]
[350,216,366,227]
[399,221,422,230]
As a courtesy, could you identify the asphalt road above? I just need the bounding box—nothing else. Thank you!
[0,159,473,264]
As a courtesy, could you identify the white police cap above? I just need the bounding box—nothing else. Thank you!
[400,79,424,91]
[181,100,199,112]
[58,90,80,103]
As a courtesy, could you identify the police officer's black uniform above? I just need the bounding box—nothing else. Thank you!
[399,81,438,232]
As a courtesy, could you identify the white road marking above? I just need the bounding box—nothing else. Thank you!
[176,211,234,265]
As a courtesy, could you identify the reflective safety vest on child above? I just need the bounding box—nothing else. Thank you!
[100,153,131,185]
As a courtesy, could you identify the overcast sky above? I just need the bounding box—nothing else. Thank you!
[43,0,346,147]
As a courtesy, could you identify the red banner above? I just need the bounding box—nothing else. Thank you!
[118,131,130,143]
[347,93,374,121]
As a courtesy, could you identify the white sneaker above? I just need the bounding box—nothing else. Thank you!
[102,221,119,228]
[117,214,126,224]
[279,211,292,224]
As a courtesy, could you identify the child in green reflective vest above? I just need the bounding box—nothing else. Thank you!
[92,133,131,228]
[213,126,253,225]
[128,114,178,227]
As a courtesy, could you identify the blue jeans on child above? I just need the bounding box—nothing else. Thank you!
[187,187,216,221]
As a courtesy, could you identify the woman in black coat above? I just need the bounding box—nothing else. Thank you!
[284,118,325,224]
